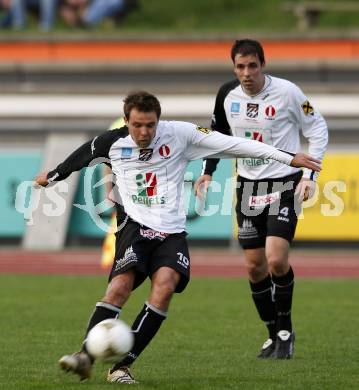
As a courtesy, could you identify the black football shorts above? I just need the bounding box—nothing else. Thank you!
[109,220,190,293]
[235,171,303,249]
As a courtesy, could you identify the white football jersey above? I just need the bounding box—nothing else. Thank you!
[205,75,328,181]
[48,120,295,233]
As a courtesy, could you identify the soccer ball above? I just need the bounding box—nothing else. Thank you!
[86,319,134,362]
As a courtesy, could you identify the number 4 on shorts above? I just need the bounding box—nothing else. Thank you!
[279,207,289,217]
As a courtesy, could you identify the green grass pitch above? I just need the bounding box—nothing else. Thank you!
[0,275,358,389]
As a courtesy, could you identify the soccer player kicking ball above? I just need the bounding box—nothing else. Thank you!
[34,91,321,384]
[195,39,328,359]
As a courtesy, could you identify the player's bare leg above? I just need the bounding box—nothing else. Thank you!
[244,248,277,358]
[266,236,290,276]
[108,267,180,384]
[102,269,136,307]
[266,236,295,359]
[59,270,136,380]
[244,248,268,283]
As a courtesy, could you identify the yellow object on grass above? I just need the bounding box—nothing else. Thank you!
[101,213,117,269]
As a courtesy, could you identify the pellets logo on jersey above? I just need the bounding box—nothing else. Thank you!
[246,103,259,118]
[265,105,276,120]
[139,148,153,161]
[159,144,171,159]
[301,100,314,116]
[196,126,211,134]
[132,173,166,206]
[245,131,263,142]
[136,173,157,196]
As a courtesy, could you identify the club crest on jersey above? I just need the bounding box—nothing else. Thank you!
[121,147,132,159]
[231,102,240,113]
[301,100,314,116]
[196,126,211,134]
[159,144,171,159]
[265,105,276,120]
[139,148,153,161]
[246,103,259,118]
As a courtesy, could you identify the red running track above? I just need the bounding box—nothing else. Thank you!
[0,249,358,278]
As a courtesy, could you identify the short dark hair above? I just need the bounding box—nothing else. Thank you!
[231,39,265,65]
[123,91,161,120]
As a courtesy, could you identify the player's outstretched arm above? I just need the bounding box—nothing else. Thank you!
[190,130,321,170]
[290,152,321,172]
[34,130,120,186]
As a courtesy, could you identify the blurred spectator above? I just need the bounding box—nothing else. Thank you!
[0,0,12,28]
[1,0,138,30]
[83,0,125,26]
[59,0,87,28]
[108,0,139,26]
[8,0,58,31]
[60,0,138,28]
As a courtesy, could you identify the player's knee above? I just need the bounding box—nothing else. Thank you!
[246,261,267,282]
[247,266,266,282]
[149,268,180,309]
[102,275,133,306]
[102,289,128,307]
[150,279,177,308]
[155,279,176,299]
[268,256,287,275]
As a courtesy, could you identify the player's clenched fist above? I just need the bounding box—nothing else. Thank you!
[34,171,49,187]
